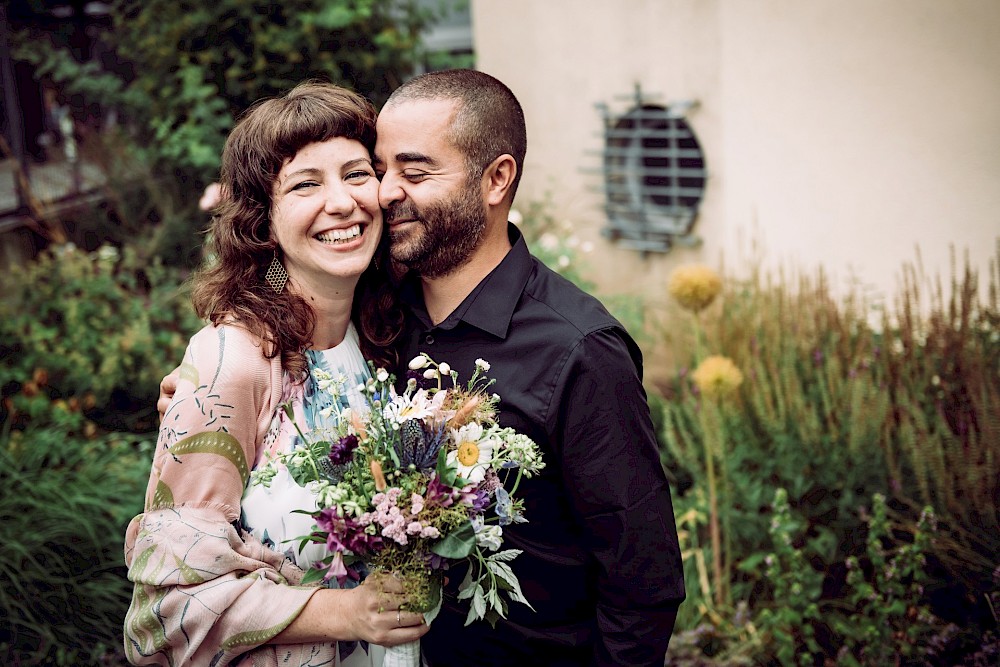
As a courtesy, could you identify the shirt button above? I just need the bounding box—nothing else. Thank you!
[424,334,435,345]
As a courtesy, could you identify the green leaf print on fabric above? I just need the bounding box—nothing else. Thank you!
[148,479,174,511]
[125,547,170,658]
[174,554,206,584]
[124,585,171,659]
[127,544,162,583]
[219,616,300,652]
[178,361,199,387]
[168,431,249,484]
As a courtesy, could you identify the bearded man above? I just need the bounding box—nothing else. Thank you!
[374,69,685,667]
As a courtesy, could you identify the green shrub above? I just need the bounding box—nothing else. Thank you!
[0,243,200,433]
[14,1,442,182]
[660,267,890,615]
[754,488,825,666]
[657,249,999,663]
[833,494,944,665]
[0,421,153,666]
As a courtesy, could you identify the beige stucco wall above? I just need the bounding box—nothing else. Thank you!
[471,0,1000,305]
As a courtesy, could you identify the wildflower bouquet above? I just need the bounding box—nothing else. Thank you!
[251,355,544,666]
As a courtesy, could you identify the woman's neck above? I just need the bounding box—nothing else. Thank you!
[290,275,359,350]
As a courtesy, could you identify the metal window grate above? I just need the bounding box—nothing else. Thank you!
[595,86,706,253]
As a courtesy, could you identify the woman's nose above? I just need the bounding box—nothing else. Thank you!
[324,184,357,216]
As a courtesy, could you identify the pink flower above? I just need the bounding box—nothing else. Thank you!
[410,493,425,515]
[198,182,224,211]
[322,552,360,586]
[315,509,380,559]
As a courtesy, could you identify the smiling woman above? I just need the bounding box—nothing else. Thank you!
[270,137,383,341]
[122,83,423,667]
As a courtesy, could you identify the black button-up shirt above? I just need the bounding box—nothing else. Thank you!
[398,225,685,666]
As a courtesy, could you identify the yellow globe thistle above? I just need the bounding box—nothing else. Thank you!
[692,355,743,399]
[668,264,723,313]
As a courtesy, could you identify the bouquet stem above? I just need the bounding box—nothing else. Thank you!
[383,639,421,667]
[374,568,442,667]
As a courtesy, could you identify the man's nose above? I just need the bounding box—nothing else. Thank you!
[378,172,404,209]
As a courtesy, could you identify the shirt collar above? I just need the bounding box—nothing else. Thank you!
[400,223,532,340]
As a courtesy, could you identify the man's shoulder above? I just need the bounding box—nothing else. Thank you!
[520,255,622,338]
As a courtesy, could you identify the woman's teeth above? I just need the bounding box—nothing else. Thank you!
[316,225,362,244]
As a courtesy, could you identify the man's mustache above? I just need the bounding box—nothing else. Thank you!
[384,202,420,226]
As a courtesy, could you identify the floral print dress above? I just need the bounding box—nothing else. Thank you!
[242,334,372,574]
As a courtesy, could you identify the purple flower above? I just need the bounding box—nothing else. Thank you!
[329,434,359,465]
[470,489,490,514]
[424,473,460,508]
[480,468,502,494]
[425,551,447,570]
[315,508,381,560]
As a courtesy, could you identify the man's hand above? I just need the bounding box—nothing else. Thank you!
[158,368,180,420]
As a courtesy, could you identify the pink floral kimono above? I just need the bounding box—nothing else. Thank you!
[123,323,380,666]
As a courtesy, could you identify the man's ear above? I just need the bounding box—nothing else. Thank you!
[482,154,517,206]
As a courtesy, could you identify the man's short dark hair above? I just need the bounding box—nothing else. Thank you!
[384,69,527,200]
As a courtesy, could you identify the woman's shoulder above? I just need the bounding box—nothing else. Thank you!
[188,320,267,351]
[186,322,278,378]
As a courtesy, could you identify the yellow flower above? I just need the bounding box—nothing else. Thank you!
[668,265,722,313]
[692,355,743,399]
[457,442,480,466]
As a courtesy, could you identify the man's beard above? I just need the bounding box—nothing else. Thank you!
[385,182,488,279]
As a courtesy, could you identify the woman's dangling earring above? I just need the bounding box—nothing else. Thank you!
[265,252,288,293]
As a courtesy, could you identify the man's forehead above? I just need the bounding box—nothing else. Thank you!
[375,98,460,160]
[378,97,458,130]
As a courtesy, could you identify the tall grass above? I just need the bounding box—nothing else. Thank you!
[0,416,152,666]
[656,246,999,662]
[875,251,999,592]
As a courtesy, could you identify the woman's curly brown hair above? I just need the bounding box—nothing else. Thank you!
[191,82,403,378]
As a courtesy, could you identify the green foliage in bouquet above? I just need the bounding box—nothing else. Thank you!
[0,243,200,433]
[0,419,153,665]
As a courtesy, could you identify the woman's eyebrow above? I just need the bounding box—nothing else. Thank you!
[343,158,373,170]
[279,167,322,183]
